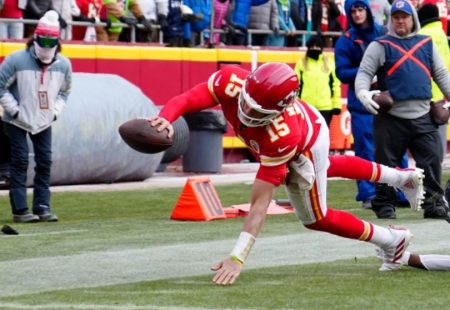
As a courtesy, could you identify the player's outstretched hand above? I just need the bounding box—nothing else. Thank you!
[148,116,174,139]
[211,258,242,285]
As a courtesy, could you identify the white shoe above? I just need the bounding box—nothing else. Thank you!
[395,168,425,211]
[378,226,412,271]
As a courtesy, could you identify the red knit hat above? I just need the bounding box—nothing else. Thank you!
[34,10,60,37]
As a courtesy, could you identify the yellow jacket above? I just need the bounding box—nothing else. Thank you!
[294,53,342,111]
[419,21,450,102]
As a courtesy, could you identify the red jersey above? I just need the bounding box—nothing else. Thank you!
[0,0,23,18]
[72,0,103,40]
[160,65,322,186]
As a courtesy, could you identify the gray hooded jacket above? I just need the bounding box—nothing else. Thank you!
[355,3,450,119]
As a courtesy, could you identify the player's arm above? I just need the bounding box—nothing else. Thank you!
[149,82,217,138]
[211,178,276,286]
[211,162,288,285]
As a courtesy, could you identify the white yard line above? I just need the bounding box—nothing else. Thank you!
[0,221,449,298]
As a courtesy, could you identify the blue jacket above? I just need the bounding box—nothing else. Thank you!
[164,0,184,38]
[184,0,211,32]
[334,0,385,113]
[232,0,269,29]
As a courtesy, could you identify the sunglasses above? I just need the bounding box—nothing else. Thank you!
[36,35,59,48]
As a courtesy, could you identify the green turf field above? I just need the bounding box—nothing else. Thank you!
[0,176,450,310]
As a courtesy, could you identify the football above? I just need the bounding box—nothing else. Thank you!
[430,100,450,125]
[372,91,394,112]
[118,118,173,154]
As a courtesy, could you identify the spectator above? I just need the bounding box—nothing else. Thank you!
[355,0,450,219]
[72,0,107,42]
[224,0,252,46]
[294,35,341,126]
[418,3,450,159]
[103,0,150,42]
[334,0,387,210]
[209,0,230,45]
[311,0,343,47]
[23,0,54,38]
[162,0,184,46]
[0,0,27,39]
[267,0,296,46]
[0,10,72,223]
[290,0,307,31]
[289,0,307,46]
[149,62,425,285]
[182,0,211,46]
[369,0,391,25]
[421,0,448,34]
[136,0,169,42]
[52,0,79,40]
[247,0,279,46]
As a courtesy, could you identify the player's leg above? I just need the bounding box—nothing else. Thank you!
[408,253,450,271]
[287,124,411,271]
[328,155,425,211]
[378,250,450,271]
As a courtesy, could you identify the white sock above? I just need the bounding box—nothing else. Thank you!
[378,165,403,187]
[419,254,450,271]
[368,224,394,247]
[401,251,411,265]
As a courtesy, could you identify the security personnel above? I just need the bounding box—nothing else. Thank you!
[355,0,450,219]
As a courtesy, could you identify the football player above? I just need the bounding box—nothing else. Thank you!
[377,250,450,271]
[149,62,425,285]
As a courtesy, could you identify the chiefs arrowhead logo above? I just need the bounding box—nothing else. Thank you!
[277,89,298,108]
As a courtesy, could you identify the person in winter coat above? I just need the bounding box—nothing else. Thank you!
[0,0,28,39]
[247,0,279,46]
[418,3,450,158]
[295,35,341,126]
[103,0,151,42]
[311,0,343,47]
[0,11,71,223]
[355,0,450,219]
[210,0,230,45]
[267,0,296,46]
[182,0,211,46]
[334,0,388,210]
[23,0,55,37]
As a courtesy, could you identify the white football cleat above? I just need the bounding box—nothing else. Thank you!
[378,226,412,271]
[395,168,425,211]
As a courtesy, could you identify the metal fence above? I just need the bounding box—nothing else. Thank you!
[2,17,447,47]
[0,17,343,47]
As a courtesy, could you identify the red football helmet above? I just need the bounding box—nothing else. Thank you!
[238,62,299,127]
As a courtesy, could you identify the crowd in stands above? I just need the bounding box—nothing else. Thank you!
[0,0,447,47]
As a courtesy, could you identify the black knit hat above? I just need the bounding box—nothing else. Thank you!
[418,3,440,26]
[306,35,324,49]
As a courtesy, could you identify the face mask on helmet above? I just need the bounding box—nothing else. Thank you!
[238,87,283,127]
[237,62,299,127]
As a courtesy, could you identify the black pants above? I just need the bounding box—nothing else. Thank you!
[0,117,10,167]
[319,111,333,127]
[373,112,443,209]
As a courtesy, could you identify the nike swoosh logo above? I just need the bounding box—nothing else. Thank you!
[214,76,221,87]
[278,146,290,153]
